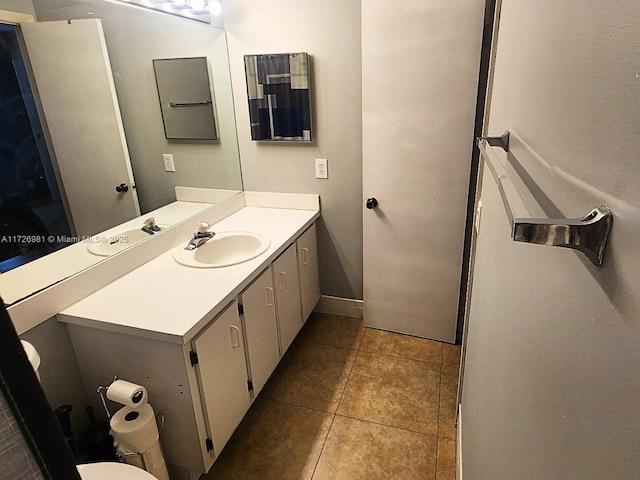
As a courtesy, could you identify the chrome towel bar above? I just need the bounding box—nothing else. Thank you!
[478,133,613,267]
[169,100,213,108]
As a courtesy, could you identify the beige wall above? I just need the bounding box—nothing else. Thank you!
[223,0,363,299]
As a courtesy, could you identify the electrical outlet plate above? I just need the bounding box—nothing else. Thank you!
[315,158,328,179]
[163,153,176,172]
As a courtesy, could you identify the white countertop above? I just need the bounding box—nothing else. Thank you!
[58,206,319,344]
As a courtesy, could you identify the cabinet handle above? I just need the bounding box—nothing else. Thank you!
[265,287,274,307]
[279,271,288,290]
[230,325,241,348]
[302,247,310,265]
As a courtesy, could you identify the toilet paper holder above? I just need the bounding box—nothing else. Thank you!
[118,450,148,469]
[96,376,169,480]
[97,376,165,428]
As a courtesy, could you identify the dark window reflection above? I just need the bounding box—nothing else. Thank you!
[0,24,71,272]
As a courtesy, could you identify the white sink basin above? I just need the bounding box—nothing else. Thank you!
[173,231,270,268]
[87,227,166,257]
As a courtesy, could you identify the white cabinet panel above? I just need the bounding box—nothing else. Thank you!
[241,268,279,396]
[192,300,250,456]
[273,244,302,354]
[296,223,320,321]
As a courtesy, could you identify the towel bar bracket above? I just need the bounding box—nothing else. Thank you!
[512,206,612,268]
[478,131,510,152]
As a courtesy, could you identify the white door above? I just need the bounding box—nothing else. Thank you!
[362,0,485,342]
[461,2,640,478]
[21,19,140,236]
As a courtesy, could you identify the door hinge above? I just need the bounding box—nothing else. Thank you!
[189,350,199,367]
[237,303,244,316]
[205,438,214,452]
[247,379,253,392]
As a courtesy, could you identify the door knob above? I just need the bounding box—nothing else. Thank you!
[115,183,129,193]
[366,197,378,209]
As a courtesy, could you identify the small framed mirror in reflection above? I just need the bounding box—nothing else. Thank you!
[153,57,218,141]
[244,52,313,142]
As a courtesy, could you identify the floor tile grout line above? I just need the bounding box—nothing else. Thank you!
[356,327,366,350]
[279,317,458,480]
[260,396,339,416]
[434,357,445,480]
[302,338,361,353]
[263,388,457,442]
[358,347,443,366]
[309,413,337,480]
[334,347,363,413]
[333,412,441,441]
[249,397,336,480]
[438,347,444,438]
[299,327,366,351]
[305,318,457,367]
[308,325,446,366]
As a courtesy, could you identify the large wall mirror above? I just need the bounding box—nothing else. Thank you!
[0,0,243,305]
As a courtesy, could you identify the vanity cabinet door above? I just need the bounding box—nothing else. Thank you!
[240,267,279,396]
[192,300,250,456]
[273,244,303,354]
[297,223,320,322]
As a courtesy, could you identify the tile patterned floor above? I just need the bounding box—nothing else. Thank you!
[203,313,461,480]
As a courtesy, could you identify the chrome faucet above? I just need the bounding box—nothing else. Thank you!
[185,221,215,250]
[141,217,161,235]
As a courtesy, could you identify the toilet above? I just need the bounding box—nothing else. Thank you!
[77,462,158,479]
[19,341,158,480]
[21,340,41,381]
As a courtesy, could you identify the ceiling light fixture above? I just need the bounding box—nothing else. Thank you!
[111,0,220,24]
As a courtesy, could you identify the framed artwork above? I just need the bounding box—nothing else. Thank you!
[244,52,312,142]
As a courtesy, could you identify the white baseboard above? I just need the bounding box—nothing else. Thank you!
[457,404,463,480]
[313,295,364,319]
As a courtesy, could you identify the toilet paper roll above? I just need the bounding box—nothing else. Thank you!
[110,403,158,453]
[107,379,148,407]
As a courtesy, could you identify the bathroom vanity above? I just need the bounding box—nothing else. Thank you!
[58,195,320,480]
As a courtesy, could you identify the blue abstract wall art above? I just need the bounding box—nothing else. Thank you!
[244,52,312,142]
